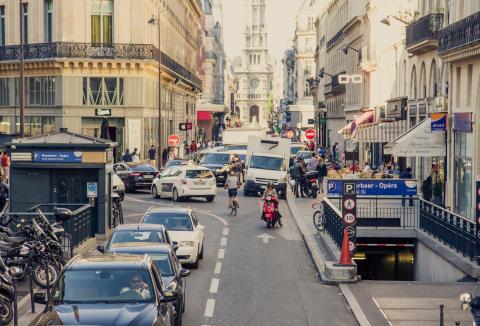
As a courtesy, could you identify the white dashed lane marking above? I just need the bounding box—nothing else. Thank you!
[214,262,222,275]
[220,237,227,247]
[209,278,220,294]
[217,248,225,259]
[204,298,216,318]
[222,227,229,236]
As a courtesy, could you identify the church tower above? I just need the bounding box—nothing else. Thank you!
[233,0,273,127]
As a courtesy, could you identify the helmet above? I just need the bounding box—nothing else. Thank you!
[289,179,296,187]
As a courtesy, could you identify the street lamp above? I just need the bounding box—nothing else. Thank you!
[19,0,25,137]
[341,46,362,61]
[380,15,411,26]
[148,12,163,170]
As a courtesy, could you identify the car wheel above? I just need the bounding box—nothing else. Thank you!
[173,188,181,202]
[206,196,215,202]
[199,242,204,259]
[152,185,160,199]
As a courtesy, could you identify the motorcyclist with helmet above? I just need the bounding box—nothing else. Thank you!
[261,182,283,227]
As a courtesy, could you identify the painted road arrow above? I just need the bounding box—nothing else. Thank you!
[257,233,274,244]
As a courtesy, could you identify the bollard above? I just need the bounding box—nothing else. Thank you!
[13,279,18,326]
[29,269,35,313]
[439,304,444,326]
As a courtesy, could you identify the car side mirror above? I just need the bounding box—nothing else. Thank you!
[197,225,205,231]
[33,292,47,305]
[172,244,179,252]
[96,245,105,253]
[179,268,191,278]
[161,291,178,303]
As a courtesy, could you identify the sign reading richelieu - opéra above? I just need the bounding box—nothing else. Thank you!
[33,151,83,163]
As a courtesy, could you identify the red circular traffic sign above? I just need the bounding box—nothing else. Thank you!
[304,128,316,140]
[168,135,180,146]
[287,130,294,139]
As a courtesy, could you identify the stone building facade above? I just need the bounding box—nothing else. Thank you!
[0,0,203,159]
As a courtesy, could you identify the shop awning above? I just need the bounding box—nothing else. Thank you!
[196,103,227,113]
[354,119,408,143]
[384,118,446,157]
[338,110,374,138]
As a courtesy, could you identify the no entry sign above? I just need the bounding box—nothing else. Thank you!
[304,128,316,140]
[168,135,180,146]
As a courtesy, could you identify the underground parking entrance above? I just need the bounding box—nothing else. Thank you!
[353,238,416,281]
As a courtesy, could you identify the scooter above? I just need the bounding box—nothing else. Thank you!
[262,195,278,228]
[302,171,319,199]
[0,257,20,325]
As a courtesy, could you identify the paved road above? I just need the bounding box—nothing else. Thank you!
[122,189,357,326]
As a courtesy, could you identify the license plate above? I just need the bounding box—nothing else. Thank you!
[194,181,206,185]
[143,175,153,179]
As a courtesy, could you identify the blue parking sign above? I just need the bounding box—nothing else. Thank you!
[87,182,98,198]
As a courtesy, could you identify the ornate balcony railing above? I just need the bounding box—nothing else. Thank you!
[0,42,202,89]
[438,11,480,55]
[406,13,443,54]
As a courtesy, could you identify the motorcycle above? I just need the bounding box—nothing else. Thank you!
[0,257,19,325]
[302,171,319,199]
[262,194,279,228]
[0,219,60,288]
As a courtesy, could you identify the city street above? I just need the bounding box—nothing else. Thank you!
[122,190,357,326]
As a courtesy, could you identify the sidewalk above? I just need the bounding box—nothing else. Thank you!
[286,191,476,326]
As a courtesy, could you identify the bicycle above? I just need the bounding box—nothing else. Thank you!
[312,202,325,231]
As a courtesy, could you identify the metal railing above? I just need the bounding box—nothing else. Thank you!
[322,197,343,247]
[322,196,479,263]
[438,11,480,54]
[419,199,477,262]
[328,196,420,229]
[0,42,202,89]
[406,13,444,49]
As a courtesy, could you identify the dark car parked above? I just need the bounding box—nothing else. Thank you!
[29,254,176,326]
[198,152,233,186]
[107,243,190,326]
[97,224,178,253]
[114,163,159,192]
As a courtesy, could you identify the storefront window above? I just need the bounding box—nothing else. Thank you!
[0,78,8,106]
[83,77,124,106]
[0,116,10,134]
[453,131,473,219]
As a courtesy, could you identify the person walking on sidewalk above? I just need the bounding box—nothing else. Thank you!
[290,160,305,198]
[1,151,10,183]
[401,167,414,206]
[148,145,156,166]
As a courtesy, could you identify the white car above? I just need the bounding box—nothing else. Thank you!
[151,165,217,202]
[141,207,204,267]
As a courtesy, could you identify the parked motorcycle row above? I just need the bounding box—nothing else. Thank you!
[0,206,72,324]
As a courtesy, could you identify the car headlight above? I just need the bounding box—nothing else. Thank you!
[166,281,177,291]
[179,241,195,247]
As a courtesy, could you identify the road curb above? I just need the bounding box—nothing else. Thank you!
[286,193,372,326]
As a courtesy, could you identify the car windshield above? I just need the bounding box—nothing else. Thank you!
[291,147,304,155]
[249,155,285,171]
[200,154,230,165]
[238,154,246,162]
[226,145,247,151]
[52,269,154,304]
[297,152,312,159]
[148,254,174,276]
[143,213,193,231]
[131,165,156,172]
[109,230,165,246]
[186,170,214,179]
[165,160,187,168]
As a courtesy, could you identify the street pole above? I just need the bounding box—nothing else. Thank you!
[154,9,163,170]
[19,0,25,138]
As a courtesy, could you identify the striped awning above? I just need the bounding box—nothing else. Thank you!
[338,110,374,139]
[353,120,408,143]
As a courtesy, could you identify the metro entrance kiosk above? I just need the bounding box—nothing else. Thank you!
[8,130,116,235]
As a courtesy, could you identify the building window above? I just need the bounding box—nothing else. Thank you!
[82,77,124,106]
[22,3,28,44]
[0,78,8,106]
[304,82,310,97]
[0,116,10,134]
[453,131,473,219]
[16,116,55,136]
[0,6,5,46]
[91,0,113,45]
[45,0,53,42]
[307,17,314,30]
[26,77,56,106]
